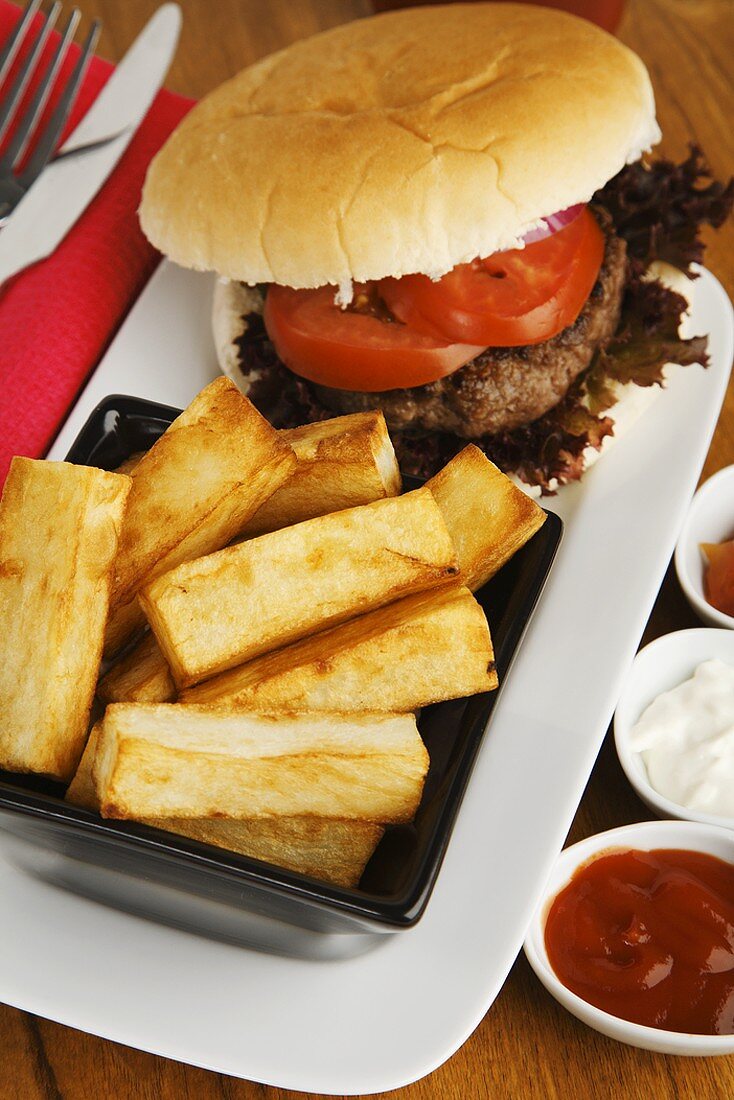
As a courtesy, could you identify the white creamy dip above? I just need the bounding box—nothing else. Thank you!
[629,658,734,819]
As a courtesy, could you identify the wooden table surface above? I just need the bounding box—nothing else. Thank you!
[1,1,733,1096]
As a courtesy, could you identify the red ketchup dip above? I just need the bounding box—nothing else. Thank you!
[544,848,734,1035]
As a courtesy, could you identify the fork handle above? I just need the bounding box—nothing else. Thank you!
[0,177,25,227]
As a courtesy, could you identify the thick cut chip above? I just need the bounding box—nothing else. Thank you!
[66,721,104,808]
[183,585,497,710]
[243,411,401,537]
[427,445,546,591]
[94,705,428,823]
[104,377,296,656]
[105,595,148,659]
[67,724,382,887]
[166,816,383,887]
[116,412,400,540]
[140,487,458,688]
[0,459,130,781]
[98,632,176,705]
[114,451,145,476]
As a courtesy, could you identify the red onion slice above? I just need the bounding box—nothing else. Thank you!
[520,203,585,245]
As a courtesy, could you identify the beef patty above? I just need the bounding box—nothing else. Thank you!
[235,210,627,439]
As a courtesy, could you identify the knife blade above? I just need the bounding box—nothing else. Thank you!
[0,3,181,284]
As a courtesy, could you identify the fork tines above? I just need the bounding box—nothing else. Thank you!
[0,1,100,188]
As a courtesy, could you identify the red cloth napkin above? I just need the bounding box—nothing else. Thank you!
[0,1,193,485]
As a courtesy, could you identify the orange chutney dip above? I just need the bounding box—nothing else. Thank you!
[701,539,734,618]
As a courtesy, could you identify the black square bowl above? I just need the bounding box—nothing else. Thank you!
[0,396,562,959]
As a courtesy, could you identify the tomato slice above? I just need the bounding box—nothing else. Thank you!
[701,539,734,618]
[380,208,605,347]
[263,284,485,392]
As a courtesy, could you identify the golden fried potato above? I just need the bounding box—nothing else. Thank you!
[104,594,147,659]
[104,377,296,656]
[242,411,401,537]
[182,585,496,710]
[94,705,428,823]
[167,816,383,887]
[0,459,130,781]
[114,412,400,540]
[427,444,546,591]
[67,723,382,887]
[114,451,145,476]
[65,720,104,808]
[140,487,458,688]
[98,632,175,705]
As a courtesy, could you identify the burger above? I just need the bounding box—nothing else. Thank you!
[139,4,732,492]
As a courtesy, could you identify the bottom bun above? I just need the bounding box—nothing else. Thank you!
[212,279,265,387]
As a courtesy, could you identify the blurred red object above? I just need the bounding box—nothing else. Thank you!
[370,0,625,34]
[0,1,192,486]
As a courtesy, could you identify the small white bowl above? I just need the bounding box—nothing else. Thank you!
[614,627,734,829]
[675,464,734,629]
[524,820,734,1055]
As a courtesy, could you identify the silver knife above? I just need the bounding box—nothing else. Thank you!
[0,3,181,284]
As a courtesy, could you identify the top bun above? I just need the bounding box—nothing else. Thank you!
[140,3,659,292]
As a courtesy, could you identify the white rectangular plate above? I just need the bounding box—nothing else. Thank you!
[0,263,731,1094]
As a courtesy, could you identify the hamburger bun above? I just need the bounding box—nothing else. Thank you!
[140,3,659,294]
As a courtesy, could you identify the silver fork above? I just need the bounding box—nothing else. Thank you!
[0,0,101,226]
